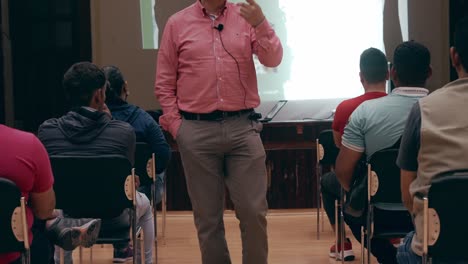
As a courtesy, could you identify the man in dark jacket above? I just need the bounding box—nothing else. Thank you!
[38,62,155,263]
[103,65,171,204]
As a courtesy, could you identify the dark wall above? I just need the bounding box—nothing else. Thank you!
[8,0,91,132]
[0,3,4,124]
[450,0,468,81]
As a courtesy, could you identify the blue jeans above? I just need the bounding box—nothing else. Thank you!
[138,172,164,204]
[397,231,421,264]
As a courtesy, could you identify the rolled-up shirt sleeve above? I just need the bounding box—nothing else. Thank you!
[341,106,365,153]
[155,17,181,138]
[252,18,283,68]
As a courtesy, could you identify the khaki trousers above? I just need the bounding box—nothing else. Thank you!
[176,113,268,264]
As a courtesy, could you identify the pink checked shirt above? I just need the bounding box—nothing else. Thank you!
[155,0,283,137]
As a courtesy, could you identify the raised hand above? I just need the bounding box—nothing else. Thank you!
[238,0,265,27]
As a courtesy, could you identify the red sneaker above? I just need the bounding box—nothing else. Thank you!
[329,238,355,261]
[389,238,401,246]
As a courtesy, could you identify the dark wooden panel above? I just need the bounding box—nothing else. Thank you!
[450,0,468,81]
[0,2,4,124]
[164,121,333,210]
[8,0,91,132]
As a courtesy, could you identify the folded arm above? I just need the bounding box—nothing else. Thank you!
[335,146,363,191]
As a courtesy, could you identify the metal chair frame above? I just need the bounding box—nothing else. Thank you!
[363,149,413,264]
[0,178,30,264]
[315,129,339,240]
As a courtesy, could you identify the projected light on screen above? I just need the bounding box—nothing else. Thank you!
[233,0,387,101]
[144,0,407,102]
[140,0,159,49]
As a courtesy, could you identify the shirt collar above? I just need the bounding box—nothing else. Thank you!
[197,0,227,17]
[392,87,429,97]
[82,106,98,112]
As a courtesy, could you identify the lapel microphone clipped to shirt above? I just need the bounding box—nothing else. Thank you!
[214,24,224,31]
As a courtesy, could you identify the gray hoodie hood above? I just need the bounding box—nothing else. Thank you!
[57,107,111,144]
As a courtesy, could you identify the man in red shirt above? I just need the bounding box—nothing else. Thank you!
[332,48,389,147]
[155,0,282,263]
[0,125,100,264]
[325,48,388,260]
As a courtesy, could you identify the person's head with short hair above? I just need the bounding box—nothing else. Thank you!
[391,41,432,88]
[63,62,107,109]
[102,65,129,104]
[451,16,468,78]
[359,47,389,90]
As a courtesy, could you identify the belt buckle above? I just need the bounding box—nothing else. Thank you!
[215,111,228,121]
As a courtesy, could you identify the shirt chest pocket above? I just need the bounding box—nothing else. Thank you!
[227,32,251,60]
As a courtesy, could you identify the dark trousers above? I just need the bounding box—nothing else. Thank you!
[321,172,397,264]
[11,219,54,264]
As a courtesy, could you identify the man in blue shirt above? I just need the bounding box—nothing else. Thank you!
[331,41,431,263]
[103,65,171,204]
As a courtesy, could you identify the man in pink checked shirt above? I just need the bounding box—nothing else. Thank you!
[155,0,282,263]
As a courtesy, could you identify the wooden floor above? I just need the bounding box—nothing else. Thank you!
[72,210,379,263]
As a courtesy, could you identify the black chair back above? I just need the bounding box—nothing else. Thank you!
[318,129,339,166]
[368,148,413,237]
[369,148,402,203]
[428,171,468,261]
[0,178,24,253]
[135,142,153,187]
[50,155,133,219]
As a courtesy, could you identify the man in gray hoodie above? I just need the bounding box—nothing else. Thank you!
[38,62,154,263]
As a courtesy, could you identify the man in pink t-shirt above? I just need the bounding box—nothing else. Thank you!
[0,125,100,264]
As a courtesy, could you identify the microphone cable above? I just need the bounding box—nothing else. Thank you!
[215,24,248,109]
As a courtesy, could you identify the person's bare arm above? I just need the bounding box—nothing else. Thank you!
[30,188,56,220]
[333,130,342,148]
[30,136,56,220]
[335,146,363,191]
[401,169,417,212]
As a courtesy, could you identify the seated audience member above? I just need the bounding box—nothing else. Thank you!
[103,65,171,204]
[326,41,432,264]
[324,47,388,260]
[332,48,388,148]
[38,62,154,264]
[0,125,100,264]
[396,17,468,263]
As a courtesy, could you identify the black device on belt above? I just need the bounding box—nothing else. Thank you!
[181,109,254,121]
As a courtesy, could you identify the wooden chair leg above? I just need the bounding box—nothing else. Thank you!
[21,250,30,264]
[361,226,365,264]
[321,197,325,232]
[79,246,83,264]
[335,200,339,260]
[316,164,321,240]
[162,175,167,245]
[340,188,345,263]
[366,208,372,264]
[60,249,64,264]
[90,247,94,263]
[152,183,158,263]
[137,227,145,264]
